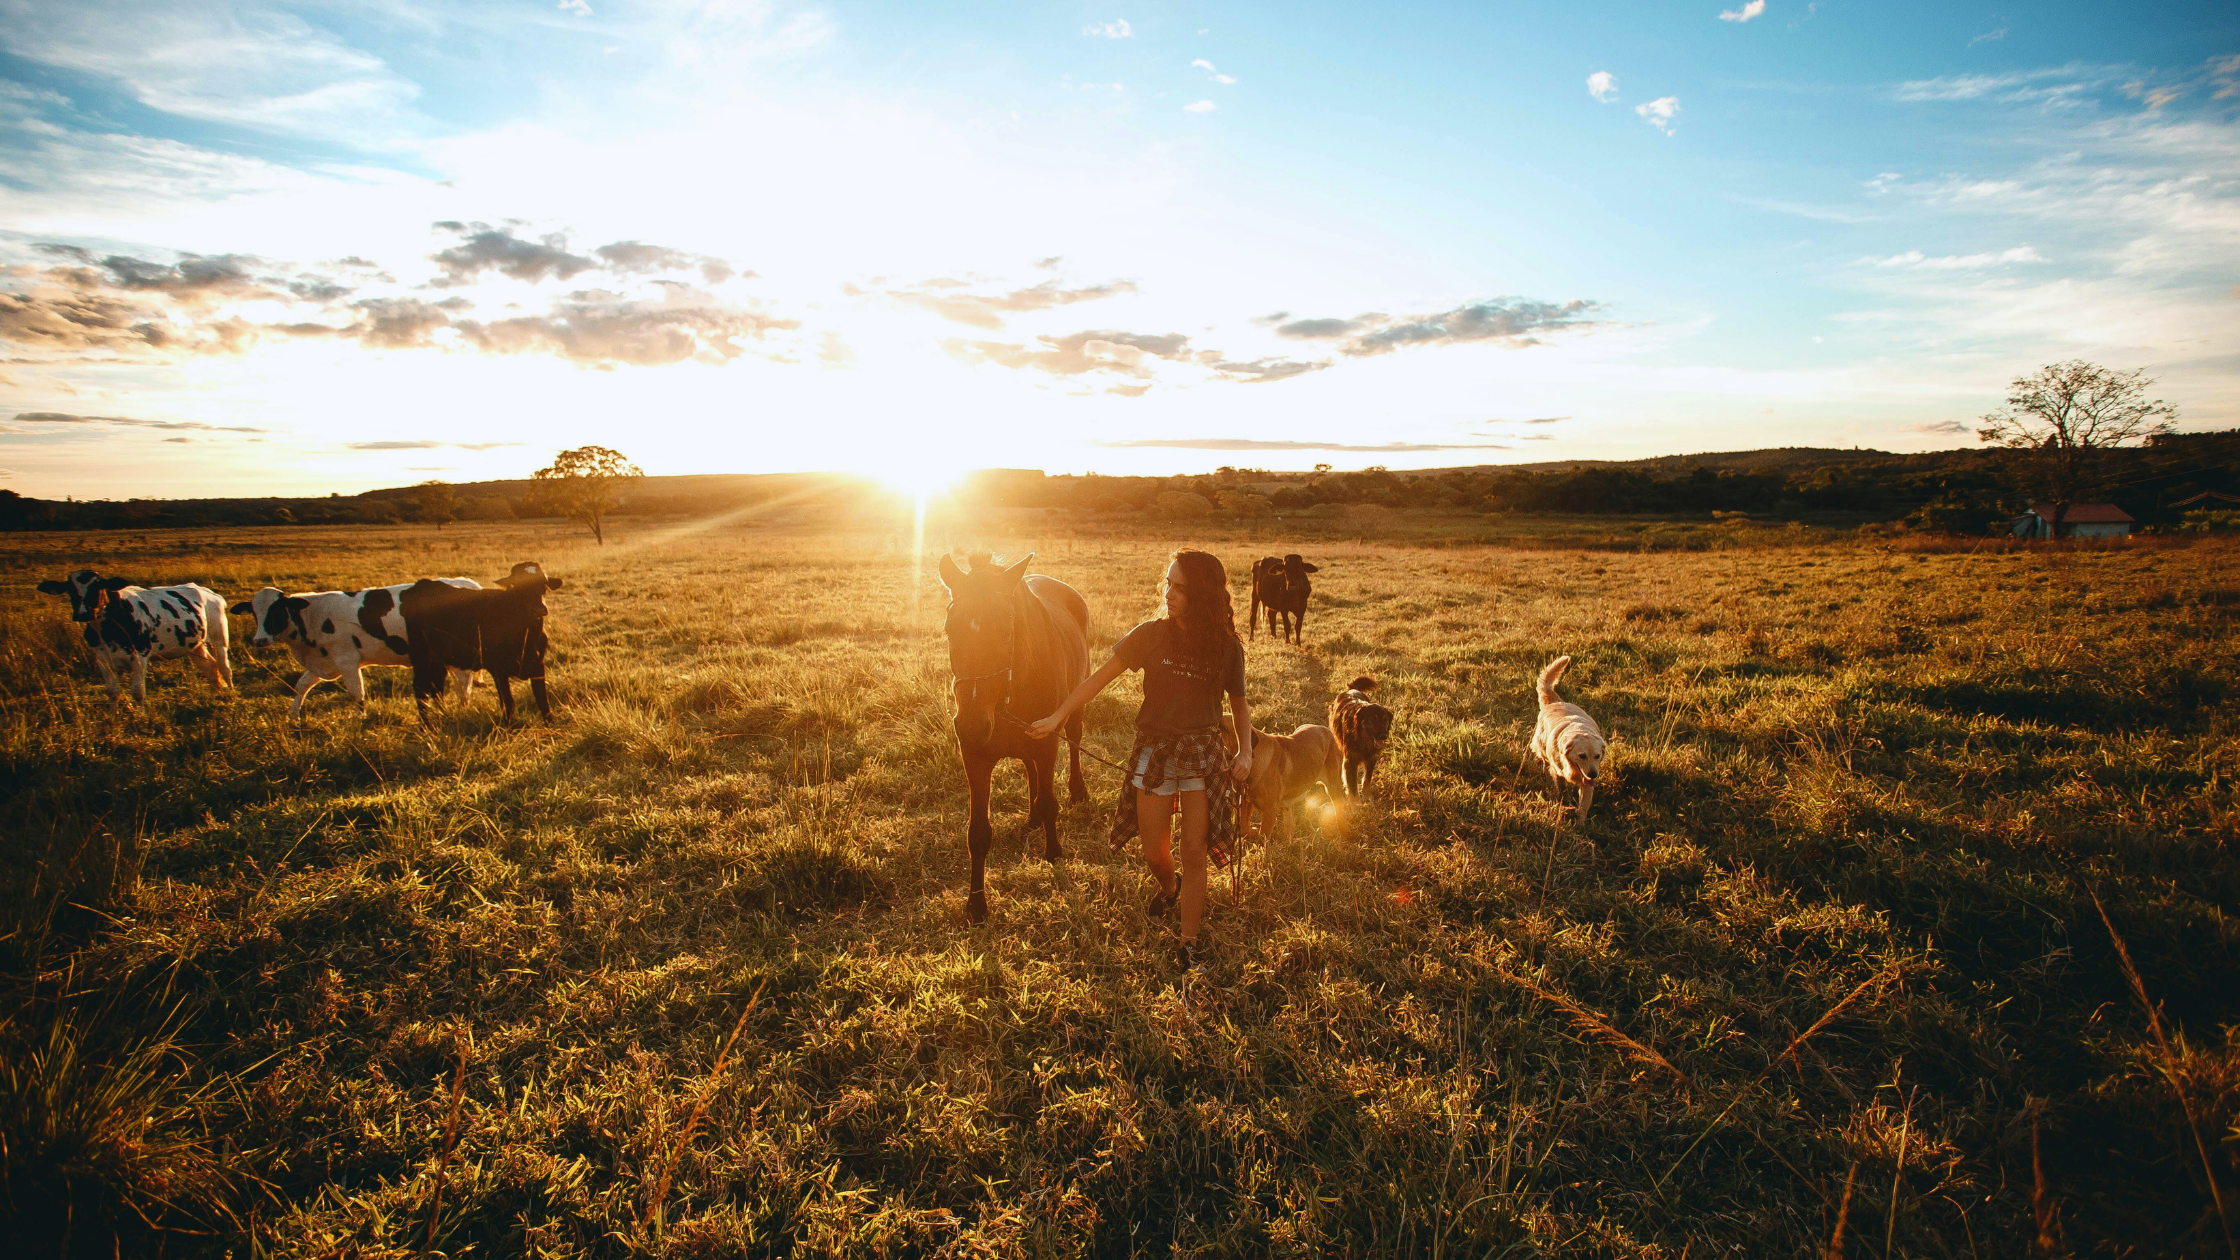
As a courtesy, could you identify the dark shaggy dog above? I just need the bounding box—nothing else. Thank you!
[1328,674,1394,797]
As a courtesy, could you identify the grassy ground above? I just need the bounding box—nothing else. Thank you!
[2,518,2235,1258]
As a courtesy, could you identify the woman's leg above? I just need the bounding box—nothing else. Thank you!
[1175,789,1209,942]
[1138,790,1178,898]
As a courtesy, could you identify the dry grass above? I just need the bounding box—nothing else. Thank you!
[1,515,2236,1257]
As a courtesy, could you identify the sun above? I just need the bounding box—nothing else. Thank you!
[862,453,969,499]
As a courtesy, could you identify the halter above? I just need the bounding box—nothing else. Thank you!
[950,589,1023,722]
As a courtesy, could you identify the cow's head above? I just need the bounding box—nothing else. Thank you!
[37,570,128,623]
[1252,556,1284,587]
[1282,553,1319,577]
[496,561,559,591]
[938,551,1031,747]
[229,587,310,648]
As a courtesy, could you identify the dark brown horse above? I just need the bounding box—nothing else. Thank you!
[938,552,1090,922]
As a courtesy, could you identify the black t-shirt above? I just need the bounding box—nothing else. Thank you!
[1112,618,1245,736]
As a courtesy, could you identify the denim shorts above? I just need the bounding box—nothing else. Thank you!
[1132,747,1205,796]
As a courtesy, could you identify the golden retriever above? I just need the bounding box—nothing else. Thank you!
[1531,656,1607,824]
[1223,717,1345,841]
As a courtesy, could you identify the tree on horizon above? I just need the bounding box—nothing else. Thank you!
[532,446,645,545]
[1979,361,2177,538]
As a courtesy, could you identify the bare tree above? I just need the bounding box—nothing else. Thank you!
[1978,360,2177,538]
[531,445,645,544]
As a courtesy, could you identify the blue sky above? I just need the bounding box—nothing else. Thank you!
[1,0,2234,497]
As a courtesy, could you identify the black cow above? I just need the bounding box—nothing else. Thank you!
[1247,556,1287,640]
[399,562,564,722]
[1269,553,1318,645]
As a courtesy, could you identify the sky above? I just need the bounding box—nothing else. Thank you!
[0,0,2235,499]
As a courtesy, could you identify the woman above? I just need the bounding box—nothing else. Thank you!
[1026,549,1252,964]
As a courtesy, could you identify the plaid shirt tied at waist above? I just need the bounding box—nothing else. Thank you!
[1107,725,1238,869]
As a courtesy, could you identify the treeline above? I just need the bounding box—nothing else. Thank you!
[6,431,2237,533]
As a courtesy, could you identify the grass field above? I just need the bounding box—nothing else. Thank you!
[2,517,2236,1258]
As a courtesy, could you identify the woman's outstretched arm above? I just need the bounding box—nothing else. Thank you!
[1025,654,1128,740]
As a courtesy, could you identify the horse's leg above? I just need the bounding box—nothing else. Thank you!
[1065,714,1088,804]
[964,751,995,923]
[1031,751,1062,863]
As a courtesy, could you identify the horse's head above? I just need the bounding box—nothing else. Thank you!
[938,551,1032,746]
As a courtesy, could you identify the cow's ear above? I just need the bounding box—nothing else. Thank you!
[1002,553,1033,581]
[937,553,964,591]
[1303,563,1320,572]
[100,576,131,591]
[37,580,67,594]
[544,577,564,592]
[230,602,253,615]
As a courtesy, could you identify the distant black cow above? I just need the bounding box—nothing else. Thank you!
[1248,555,1286,639]
[399,562,564,722]
[1268,553,1318,645]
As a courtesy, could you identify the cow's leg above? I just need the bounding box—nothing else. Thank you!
[96,654,122,701]
[964,751,996,922]
[447,667,475,704]
[530,676,551,721]
[411,662,441,725]
[341,665,370,711]
[130,654,149,703]
[493,674,516,722]
[1248,595,1260,639]
[190,645,224,689]
[1064,714,1088,804]
[1292,603,1307,644]
[289,671,322,719]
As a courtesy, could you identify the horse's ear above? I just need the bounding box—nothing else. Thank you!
[938,554,964,591]
[1002,553,1033,580]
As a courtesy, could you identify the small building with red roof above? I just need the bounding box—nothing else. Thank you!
[2011,503,2135,539]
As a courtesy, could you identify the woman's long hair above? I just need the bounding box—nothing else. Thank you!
[1166,548,1239,666]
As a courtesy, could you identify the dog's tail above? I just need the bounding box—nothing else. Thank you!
[1346,674,1377,693]
[1537,656,1572,705]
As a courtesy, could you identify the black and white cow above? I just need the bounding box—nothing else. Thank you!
[36,569,233,702]
[230,579,481,718]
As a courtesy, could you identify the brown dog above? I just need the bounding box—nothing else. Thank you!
[1223,717,1346,841]
[1328,675,1393,797]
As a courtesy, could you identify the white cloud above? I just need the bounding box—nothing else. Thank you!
[1587,71,1616,103]
[558,0,592,16]
[1968,26,2006,46]
[1084,18,1131,38]
[1718,0,1766,23]
[1869,246,2048,269]
[1190,59,1237,85]
[0,0,426,140]
[1184,99,1216,113]
[1636,96,1679,134]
